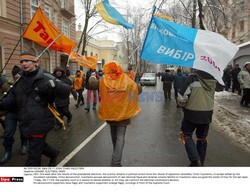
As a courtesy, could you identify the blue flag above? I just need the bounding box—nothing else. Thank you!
[140,16,239,84]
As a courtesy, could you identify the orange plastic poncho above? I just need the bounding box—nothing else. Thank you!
[98,62,141,121]
[73,77,83,90]
[126,70,135,80]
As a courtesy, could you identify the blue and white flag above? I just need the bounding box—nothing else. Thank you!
[140,16,239,84]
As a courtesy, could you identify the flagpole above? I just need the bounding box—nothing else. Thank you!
[36,12,85,60]
[0,37,22,75]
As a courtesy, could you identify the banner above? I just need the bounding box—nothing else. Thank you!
[22,7,76,54]
[140,16,239,84]
[95,0,133,29]
[69,52,97,69]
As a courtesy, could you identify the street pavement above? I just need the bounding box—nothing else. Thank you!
[0,78,250,167]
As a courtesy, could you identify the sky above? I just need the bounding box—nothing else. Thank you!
[74,0,157,41]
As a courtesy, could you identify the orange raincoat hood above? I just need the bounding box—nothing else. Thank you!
[98,62,141,121]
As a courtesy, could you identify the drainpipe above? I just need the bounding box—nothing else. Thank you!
[20,0,24,53]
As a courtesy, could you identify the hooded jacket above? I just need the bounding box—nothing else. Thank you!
[177,70,217,124]
[53,66,72,107]
[237,63,250,89]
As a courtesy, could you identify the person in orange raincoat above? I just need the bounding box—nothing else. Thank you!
[89,62,141,166]
[73,70,85,108]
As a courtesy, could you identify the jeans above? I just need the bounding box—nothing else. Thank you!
[181,118,209,165]
[86,90,97,109]
[25,136,58,166]
[110,125,127,166]
[3,112,27,151]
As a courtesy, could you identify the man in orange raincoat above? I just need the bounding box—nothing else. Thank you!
[89,62,141,166]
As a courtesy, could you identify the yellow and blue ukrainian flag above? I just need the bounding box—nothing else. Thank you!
[95,0,133,29]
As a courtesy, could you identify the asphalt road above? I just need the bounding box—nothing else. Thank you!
[1,78,250,167]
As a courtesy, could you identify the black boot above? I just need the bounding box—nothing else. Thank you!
[0,151,11,164]
[48,151,60,166]
[20,145,28,155]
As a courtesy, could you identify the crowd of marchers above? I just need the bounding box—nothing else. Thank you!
[0,51,249,167]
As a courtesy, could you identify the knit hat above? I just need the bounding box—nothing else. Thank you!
[19,52,37,62]
[12,65,22,77]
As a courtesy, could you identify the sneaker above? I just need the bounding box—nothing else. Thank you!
[48,151,60,166]
[85,108,90,112]
[189,160,201,167]
[75,104,79,108]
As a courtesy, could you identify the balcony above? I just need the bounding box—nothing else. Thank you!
[61,0,75,18]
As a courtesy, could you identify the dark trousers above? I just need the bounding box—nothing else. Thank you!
[25,136,58,166]
[181,118,209,166]
[76,90,84,105]
[232,80,241,94]
[110,125,126,166]
[3,112,27,152]
[241,88,250,106]
[163,89,171,100]
[56,105,72,120]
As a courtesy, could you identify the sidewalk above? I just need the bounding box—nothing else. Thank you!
[212,91,250,152]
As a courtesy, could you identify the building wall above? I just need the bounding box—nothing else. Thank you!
[231,42,250,68]
[0,0,76,78]
[228,0,250,45]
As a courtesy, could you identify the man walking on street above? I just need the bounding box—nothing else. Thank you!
[178,70,217,166]
[0,52,71,166]
[88,61,141,166]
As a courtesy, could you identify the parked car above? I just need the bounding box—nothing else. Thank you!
[140,73,157,86]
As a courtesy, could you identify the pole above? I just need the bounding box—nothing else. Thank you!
[0,38,21,75]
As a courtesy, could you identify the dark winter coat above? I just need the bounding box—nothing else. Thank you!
[85,69,98,90]
[231,67,241,81]
[173,72,186,90]
[53,67,72,107]
[161,72,173,91]
[0,67,71,136]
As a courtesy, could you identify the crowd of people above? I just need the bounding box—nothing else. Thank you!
[222,62,250,107]
[0,51,249,167]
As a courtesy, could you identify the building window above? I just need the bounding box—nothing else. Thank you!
[62,18,70,37]
[232,32,235,38]
[240,0,245,11]
[61,0,68,9]
[40,51,50,71]
[91,52,93,56]
[31,0,39,18]
[240,21,244,32]
[44,4,51,19]
[52,11,57,26]
[29,48,37,56]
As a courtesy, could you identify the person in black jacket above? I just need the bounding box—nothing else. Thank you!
[53,66,72,131]
[0,65,28,164]
[161,69,174,100]
[0,52,71,166]
[231,64,241,95]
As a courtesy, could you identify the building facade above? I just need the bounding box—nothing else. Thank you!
[0,0,76,77]
[75,29,129,74]
[228,0,250,45]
